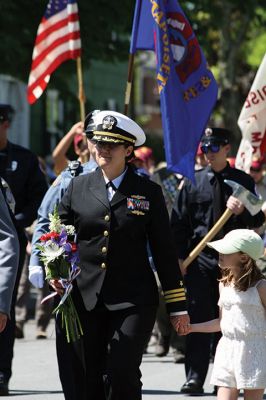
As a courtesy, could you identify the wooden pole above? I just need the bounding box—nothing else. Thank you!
[76,56,86,121]
[182,208,233,269]
[124,53,135,116]
[76,56,88,164]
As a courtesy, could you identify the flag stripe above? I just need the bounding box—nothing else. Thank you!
[33,21,80,58]
[27,0,81,104]
[37,3,78,36]
[36,13,79,45]
[28,48,81,104]
[29,39,81,86]
[32,31,80,71]
[29,49,80,90]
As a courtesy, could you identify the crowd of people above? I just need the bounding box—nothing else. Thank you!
[0,103,265,400]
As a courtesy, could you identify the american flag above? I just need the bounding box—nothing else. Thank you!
[27,0,81,104]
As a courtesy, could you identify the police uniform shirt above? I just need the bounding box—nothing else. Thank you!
[171,163,265,261]
[0,148,8,181]
[0,142,48,228]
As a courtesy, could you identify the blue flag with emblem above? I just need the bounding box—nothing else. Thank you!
[130,0,218,181]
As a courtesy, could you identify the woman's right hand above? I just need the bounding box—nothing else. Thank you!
[49,279,64,296]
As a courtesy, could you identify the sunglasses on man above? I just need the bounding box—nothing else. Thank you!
[200,143,224,154]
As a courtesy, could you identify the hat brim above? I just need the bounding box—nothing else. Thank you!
[91,132,136,145]
[207,239,239,254]
[201,138,228,145]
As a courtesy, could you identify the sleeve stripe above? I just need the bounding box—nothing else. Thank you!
[163,288,185,295]
[165,297,186,303]
[164,293,185,300]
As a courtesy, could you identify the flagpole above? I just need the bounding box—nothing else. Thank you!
[76,56,88,164]
[124,53,135,116]
[76,56,86,121]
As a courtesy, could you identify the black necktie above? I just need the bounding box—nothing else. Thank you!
[212,173,225,238]
[106,181,117,191]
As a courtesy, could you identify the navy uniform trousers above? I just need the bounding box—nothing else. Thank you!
[56,288,157,400]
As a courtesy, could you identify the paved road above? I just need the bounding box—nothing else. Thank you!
[9,320,265,399]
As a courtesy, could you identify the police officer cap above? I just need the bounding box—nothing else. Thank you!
[201,127,232,145]
[84,110,146,147]
[0,104,14,122]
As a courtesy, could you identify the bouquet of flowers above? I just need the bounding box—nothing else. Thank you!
[37,208,83,343]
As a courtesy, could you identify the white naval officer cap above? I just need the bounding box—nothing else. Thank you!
[84,110,146,147]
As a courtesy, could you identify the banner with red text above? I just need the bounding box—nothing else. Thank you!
[235,53,266,172]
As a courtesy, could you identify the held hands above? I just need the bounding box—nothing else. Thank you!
[170,314,190,335]
[227,195,245,215]
[28,265,44,288]
[0,313,7,333]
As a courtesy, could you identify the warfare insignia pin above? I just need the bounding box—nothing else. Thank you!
[131,194,146,200]
[131,210,145,216]
[102,115,117,131]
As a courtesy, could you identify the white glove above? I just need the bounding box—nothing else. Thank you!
[29,265,44,288]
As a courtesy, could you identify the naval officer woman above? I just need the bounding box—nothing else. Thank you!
[52,110,189,400]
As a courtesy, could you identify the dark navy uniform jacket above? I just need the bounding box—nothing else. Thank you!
[58,165,187,314]
[171,163,265,261]
[0,142,48,229]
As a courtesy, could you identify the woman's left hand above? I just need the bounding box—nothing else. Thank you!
[170,314,190,335]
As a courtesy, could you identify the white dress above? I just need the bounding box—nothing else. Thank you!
[211,280,266,389]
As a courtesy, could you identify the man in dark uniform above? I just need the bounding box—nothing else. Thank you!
[49,110,189,400]
[171,127,265,395]
[0,104,48,395]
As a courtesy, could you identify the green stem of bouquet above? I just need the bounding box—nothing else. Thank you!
[53,294,83,343]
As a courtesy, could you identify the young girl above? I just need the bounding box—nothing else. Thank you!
[188,229,266,400]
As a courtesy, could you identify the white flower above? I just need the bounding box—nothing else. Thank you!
[65,225,76,236]
[48,212,62,233]
[41,241,65,264]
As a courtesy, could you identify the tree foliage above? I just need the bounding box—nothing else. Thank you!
[182,0,266,140]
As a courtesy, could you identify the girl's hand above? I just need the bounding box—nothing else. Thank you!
[49,279,64,296]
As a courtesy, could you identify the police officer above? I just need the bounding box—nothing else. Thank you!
[0,183,19,334]
[0,104,48,395]
[50,110,189,400]
[171,127,265,395]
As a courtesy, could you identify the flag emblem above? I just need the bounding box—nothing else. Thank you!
[167,12,201,83]
[27,0,81,104]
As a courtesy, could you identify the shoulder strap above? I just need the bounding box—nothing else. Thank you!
[68,160,82,177]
